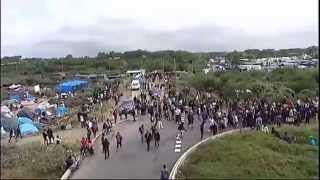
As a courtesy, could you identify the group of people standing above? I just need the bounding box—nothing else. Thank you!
[101,131,123,160]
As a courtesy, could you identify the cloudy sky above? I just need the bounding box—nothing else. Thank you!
[1,0,318,58]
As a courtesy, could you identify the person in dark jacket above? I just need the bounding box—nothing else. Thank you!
[154,130,160,148]
[42,129,48,145]
[145,131,152,151]
[160,164,169,180]
[132,109,136,122]
[15,126,22,141]
[139,124,144,144]
[47,128,54,144]
[87,128,92,141]
[101,133,110,159]
[200,122,204,140]
[8,128,15,143]
[116,132,123,152]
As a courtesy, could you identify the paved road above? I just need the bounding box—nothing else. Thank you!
[72,112,212,179]
[72,90,213,179]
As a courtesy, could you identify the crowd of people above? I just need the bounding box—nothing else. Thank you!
[66,71,318,178]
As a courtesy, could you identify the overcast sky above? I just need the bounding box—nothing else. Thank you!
[1,0,318,58]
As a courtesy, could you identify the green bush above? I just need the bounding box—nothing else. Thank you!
[187,68,318,101]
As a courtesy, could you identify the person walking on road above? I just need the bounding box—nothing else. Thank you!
[113,108,118,124]
[187,110,194,129]
[200,122,205,140]
[160,164,169,180]
[154,130,160,148]
[145,130,152,151]
[87,128,92,142]
[139,124,145,144]
[101,133,110,159]
[132,109,136,122]
[116,132,123,152]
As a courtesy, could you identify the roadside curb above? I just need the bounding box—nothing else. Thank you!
[169,128,248,179]
[60,119,127,180]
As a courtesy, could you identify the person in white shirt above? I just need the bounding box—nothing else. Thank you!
[262,125,269,134]
[175,108,181,124]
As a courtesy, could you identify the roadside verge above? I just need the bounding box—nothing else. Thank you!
[169,128,247,179]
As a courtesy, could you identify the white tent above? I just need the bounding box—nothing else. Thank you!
[1,105,10,113]
[8,84,22,90]
[1,105,13,119]
[34,84,40,93]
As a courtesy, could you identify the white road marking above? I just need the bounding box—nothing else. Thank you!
[175,144,181,148]
[176,140,181,144]
[174,149,181,152]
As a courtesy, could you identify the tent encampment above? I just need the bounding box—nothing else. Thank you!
[56,80,88,94]
[20,123,38,135]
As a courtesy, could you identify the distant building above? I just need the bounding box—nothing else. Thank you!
[238,64,262,71]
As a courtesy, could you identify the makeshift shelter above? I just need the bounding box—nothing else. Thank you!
[56,80,88,94]
[8,84,22,90]
[56,106,69,118]
[0,116,18,131]
[1,99,19,107]
[20,123,38,135]
[9,95,22,102]
[9,91,35,103]
[18,117,34,125]
[17,108,34,119]
[1,105,13,119]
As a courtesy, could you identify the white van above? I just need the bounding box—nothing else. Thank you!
[131,79,140,90]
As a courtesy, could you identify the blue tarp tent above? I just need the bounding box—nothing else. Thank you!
[18,117,33,125]
[9,95,21,103]
[20,123,38,135]
[56,80,88,93]
[56,106,69,118]
[9,94,36,103]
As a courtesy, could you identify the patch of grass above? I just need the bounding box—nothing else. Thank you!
[177,123,319,179]
[1,142,79,179]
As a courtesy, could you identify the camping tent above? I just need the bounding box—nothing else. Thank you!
[18,117,34,125]
[56,106,69,118]
[1,105,13,119]
[20,123,38,135]
[1,99,19,106]
[56,80,88,94]
[17,108,34,119]
[0,116,18,131]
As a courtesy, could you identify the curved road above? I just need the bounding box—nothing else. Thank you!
[72,88,212,179]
